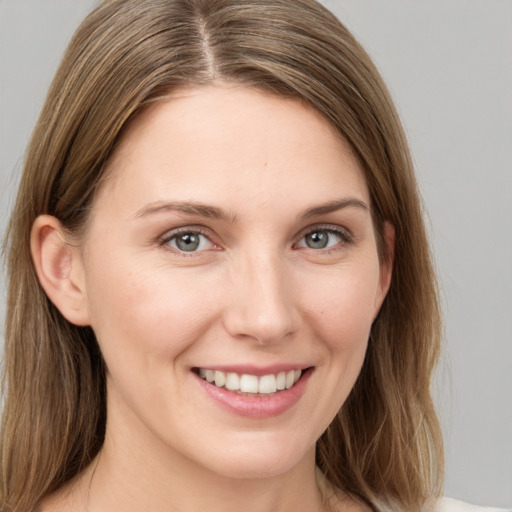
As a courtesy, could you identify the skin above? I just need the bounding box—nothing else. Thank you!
[32,85,393,512]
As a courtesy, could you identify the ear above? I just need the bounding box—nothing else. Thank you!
[373,221,395,318]
[31,215,90,326]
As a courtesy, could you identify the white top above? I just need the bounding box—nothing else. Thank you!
[439,498,511,512]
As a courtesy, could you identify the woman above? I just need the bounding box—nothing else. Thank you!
[0,1,507,511]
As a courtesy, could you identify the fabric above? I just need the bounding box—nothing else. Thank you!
[438,497,512,512]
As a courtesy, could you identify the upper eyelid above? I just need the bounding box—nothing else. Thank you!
[158,226,219,251]
[292,226,355,253]
[159,225,213,242]
[294,223,353,241]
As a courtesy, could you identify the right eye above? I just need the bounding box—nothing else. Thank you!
[163,230,216,253]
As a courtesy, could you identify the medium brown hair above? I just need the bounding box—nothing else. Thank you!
[1,1,443,511]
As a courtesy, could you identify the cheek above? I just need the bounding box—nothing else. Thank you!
[292,265,381,436]
[84,254,221,368]
[304,262,381,351]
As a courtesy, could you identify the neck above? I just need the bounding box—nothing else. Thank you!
[84,441,326,512]
[70,408,329,512]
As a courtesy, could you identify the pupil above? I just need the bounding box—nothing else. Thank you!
[176,233,200,251]
[306,231,328,249]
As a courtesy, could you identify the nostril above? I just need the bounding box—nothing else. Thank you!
[223,307,300,346]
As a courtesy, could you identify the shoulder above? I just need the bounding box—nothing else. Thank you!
[437,497,512,512]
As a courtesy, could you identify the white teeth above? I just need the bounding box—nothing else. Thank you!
[258,374,277,394]
[276,371,286,390]
[285,370,295,389]
[198,368,304,394]
[240,374,259,393]
[214,370,226,387]
[225,372,240,391]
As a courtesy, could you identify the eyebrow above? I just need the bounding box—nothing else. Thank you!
[300,197,369,219]
[134,200,237,223]
[134,197,369,222]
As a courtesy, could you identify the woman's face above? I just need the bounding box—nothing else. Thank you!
[79,86,392,479]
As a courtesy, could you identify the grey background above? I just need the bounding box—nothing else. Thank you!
[0,0,511,507]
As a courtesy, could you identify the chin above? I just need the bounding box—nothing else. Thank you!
[187,430,316,480]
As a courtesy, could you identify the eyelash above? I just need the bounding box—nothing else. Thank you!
[293,225,354,254]
[159,227,217,255]
[158,224,354,255]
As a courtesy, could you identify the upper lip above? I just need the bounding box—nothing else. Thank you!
[192,364,312,376]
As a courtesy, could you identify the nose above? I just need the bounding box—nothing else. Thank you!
[222,253,301,345]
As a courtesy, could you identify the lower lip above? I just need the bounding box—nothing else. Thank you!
[194,369,313,419]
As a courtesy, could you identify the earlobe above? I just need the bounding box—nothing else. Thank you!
[31,215,90,326]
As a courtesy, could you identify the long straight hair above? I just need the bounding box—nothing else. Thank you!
[1,1,443,511]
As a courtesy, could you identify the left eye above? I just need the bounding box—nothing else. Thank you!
[296,229,345,250]
[166,231,214,252]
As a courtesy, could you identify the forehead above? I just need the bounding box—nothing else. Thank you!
[97,85,369,217]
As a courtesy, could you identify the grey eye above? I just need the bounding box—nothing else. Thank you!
[167,231,213,252]
[304,231,330,249]
[297,229,346,250]
[175,233,201,251]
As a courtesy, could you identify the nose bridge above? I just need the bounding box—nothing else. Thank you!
[224,247,299,344]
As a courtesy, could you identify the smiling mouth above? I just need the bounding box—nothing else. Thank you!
[194,368,310,395]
